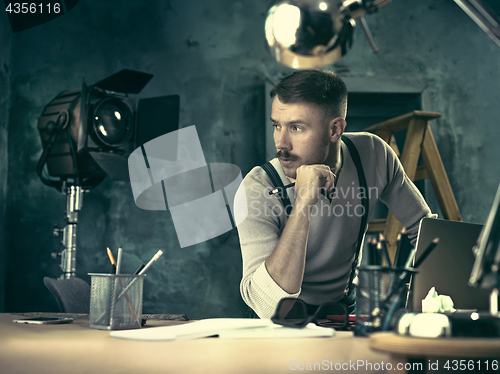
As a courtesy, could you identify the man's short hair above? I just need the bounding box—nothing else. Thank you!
[270,69,348,120]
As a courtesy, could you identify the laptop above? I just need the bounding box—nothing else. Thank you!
[412,218,491,312]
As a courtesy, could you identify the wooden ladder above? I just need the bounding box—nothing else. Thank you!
[364,111,462,262]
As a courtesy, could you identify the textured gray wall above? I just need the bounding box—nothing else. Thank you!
[2,0,500,317]
[0,8,11,313]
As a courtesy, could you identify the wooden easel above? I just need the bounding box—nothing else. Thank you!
[364,111,462,262]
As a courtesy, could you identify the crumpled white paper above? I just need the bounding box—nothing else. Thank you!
[422,287,456,313]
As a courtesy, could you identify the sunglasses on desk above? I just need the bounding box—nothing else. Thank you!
[271,298,351,330]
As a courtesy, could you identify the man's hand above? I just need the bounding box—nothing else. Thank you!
[294,165,336,208]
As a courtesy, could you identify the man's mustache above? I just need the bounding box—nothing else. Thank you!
[276,150,298,160]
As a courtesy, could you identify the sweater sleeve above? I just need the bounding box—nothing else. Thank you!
[372,135,437,243]
[234,169,300,318]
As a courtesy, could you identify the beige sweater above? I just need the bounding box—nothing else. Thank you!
[234,132,435,318]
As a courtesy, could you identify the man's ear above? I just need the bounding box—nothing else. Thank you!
[328,117,346,142]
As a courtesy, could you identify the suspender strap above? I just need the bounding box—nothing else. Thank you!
[261,135,368,293]
[341,135,369,293]
[261,161,293,216]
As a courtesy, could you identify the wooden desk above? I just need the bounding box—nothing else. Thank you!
[370,332,500,373]
[1,313,390,374]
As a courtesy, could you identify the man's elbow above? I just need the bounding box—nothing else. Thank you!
[240,280,276,319]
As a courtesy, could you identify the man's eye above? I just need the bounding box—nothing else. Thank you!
[273,124,281,130]
[292,126,302,132]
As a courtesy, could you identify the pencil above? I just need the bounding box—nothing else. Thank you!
[107,247,117,274]
[414,237,440,269]
[378,234,392,267]
[374,240,382,266]
[107,247,117,266]
[393,229,405,268]
[106,247,138,324]
[368,237,376,265]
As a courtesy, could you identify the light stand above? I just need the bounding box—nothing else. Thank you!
[52,184,84,279]
[36,86,106,279]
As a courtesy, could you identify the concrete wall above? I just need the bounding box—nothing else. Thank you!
[2,0,500,317]
[0,7,12,313]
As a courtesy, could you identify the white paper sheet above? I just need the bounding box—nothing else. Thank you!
[110,318,335,341]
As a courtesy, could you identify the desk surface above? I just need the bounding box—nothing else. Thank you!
[370,332,500,358]
[370,332,500,374]
[0,313,390,374]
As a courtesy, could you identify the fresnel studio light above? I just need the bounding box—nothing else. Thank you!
[37,69,179,278]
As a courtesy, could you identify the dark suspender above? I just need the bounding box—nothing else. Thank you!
[261,135,368,293]
[341,135,369,293]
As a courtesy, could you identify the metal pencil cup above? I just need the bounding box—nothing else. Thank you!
[355,266,417,336]
[89,273,144,330]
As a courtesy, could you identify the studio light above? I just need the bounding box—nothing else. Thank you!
[265,0,390,68]
[36,69,180,278]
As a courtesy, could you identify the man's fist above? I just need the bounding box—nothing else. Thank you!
[294,164,336,207]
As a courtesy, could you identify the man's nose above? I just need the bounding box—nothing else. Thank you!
[274,129,291,150]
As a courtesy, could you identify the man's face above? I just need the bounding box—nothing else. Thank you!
[271,96,332,180]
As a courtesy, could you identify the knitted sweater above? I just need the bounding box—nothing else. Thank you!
[234,132,435,318]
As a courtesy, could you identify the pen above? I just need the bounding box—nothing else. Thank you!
[133,264,145,275]
[116,246,123,275]
[384,239,431,305]
[269,183,295,196]
[413,237,440,269]
[137,250,163,275]
[387,233,401,295]
[387,237,429,303]
[370,245,381,317]
[403,247,416,269]
[381,238,440,330]
[117,250,163,300]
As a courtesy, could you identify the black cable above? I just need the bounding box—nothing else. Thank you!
[37,111,105,191]
[36,119,65,190]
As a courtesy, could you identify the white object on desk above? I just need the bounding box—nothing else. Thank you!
[110,318,335,341]
[408,313,451,338]
[422,287,456,313]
